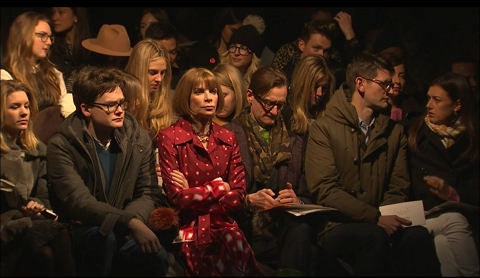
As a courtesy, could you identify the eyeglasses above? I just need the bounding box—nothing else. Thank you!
[253,93,286,112]
[360,77,394,93]
[35,32,55,44]
[92,100,128,113]
[228,44,252,56]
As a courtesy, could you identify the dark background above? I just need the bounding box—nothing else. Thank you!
[1,7,479,68]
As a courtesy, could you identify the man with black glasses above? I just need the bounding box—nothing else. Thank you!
[224,66,349,276]
[305,52,441,276]
[46,66,171,276]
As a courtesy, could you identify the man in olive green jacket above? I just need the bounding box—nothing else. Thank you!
[305,53,440,276]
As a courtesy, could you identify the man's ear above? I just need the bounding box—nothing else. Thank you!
[246,89,254,106]
[80,103,91,118]
[297,39,305,53]
[356,77,366,96]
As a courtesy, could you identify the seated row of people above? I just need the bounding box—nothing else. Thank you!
[1,8,478,275]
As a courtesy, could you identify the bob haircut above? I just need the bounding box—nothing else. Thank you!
[172,68,224,118]
[213,63,247,119]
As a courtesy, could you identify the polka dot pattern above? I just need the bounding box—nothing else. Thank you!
[157,118,262,276]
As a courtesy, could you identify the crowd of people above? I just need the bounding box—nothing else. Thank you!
[1,7,478,277]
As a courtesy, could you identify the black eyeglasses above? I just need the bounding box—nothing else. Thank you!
[92,100,128,113]
[253,93,286,112]
[360,77,394,93]
[228,44,252,56]
[35,32,55,44]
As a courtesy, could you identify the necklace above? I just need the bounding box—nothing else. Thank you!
[192,127,211,144]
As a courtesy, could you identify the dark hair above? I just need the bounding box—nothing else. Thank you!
[408,72,478,162]
[72,66,126,112]
[378,52,404,68]
[209,7,251,46]
[137,7,170,41]
[47,7,91,63]
[300,19,338,45]
[249,66,288,98]
[145,21,178,41]
[346,52,395,93]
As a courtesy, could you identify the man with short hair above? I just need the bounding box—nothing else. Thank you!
[271,11,360,86]
[46,66,170,276]
[305,52,441,276]
[145,20,185,90]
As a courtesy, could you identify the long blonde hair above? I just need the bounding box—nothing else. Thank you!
[125,39,174,138]
[290,54,335,135]
[3,12,62,108]
[1,80,39,153]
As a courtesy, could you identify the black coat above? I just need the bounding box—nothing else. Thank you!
[409,124,479,211]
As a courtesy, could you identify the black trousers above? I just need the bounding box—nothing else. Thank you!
[249,213,349,276]
[318,222,441,277]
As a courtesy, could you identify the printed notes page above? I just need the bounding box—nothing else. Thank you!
[379,200,426,226]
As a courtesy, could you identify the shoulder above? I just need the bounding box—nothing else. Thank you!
[157,118,185,144]
[212,123,237,146]
[123,113,152,145]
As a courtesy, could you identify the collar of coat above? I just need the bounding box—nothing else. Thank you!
[171,117,235,147]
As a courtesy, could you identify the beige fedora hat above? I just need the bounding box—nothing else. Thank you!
[82,24,132,56]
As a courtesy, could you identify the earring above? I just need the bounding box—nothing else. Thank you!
[454,110,458,116]
[74,20,77,23]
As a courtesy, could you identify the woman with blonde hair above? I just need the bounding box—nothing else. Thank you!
[220,22,264,85]
[286,54,335,137]
[212,63,247,126]
[0,79,75,276]
[125,38,175,140]
[1,11,72,116]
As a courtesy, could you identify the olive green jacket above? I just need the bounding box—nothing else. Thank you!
[305,83,410,236]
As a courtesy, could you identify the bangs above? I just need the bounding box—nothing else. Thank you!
[195,72,218,90]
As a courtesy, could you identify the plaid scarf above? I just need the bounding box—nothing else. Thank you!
[239,108,292,188]
[424,115,466,148]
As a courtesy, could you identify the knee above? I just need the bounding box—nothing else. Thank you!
[289,222,315,243]
[443,212,472,233]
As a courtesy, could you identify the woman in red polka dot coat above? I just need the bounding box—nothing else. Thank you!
[157,67,263,276]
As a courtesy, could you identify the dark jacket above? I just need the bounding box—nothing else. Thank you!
[1,137,49,215]
[225,117,311,203]
[46,111,168,236]
[224,117,311,237]
[305,83,410,236]
[409,123,479,210]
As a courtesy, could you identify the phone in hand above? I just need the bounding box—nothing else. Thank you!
[41,209,58,220]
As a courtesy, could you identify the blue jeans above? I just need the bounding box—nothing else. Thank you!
[71,226,168,277]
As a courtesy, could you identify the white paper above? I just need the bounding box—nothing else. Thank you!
[379,200,426,226]
[265,203,337,216]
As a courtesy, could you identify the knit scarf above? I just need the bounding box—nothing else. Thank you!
[424,115,466,148]
[239,108,292,186]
